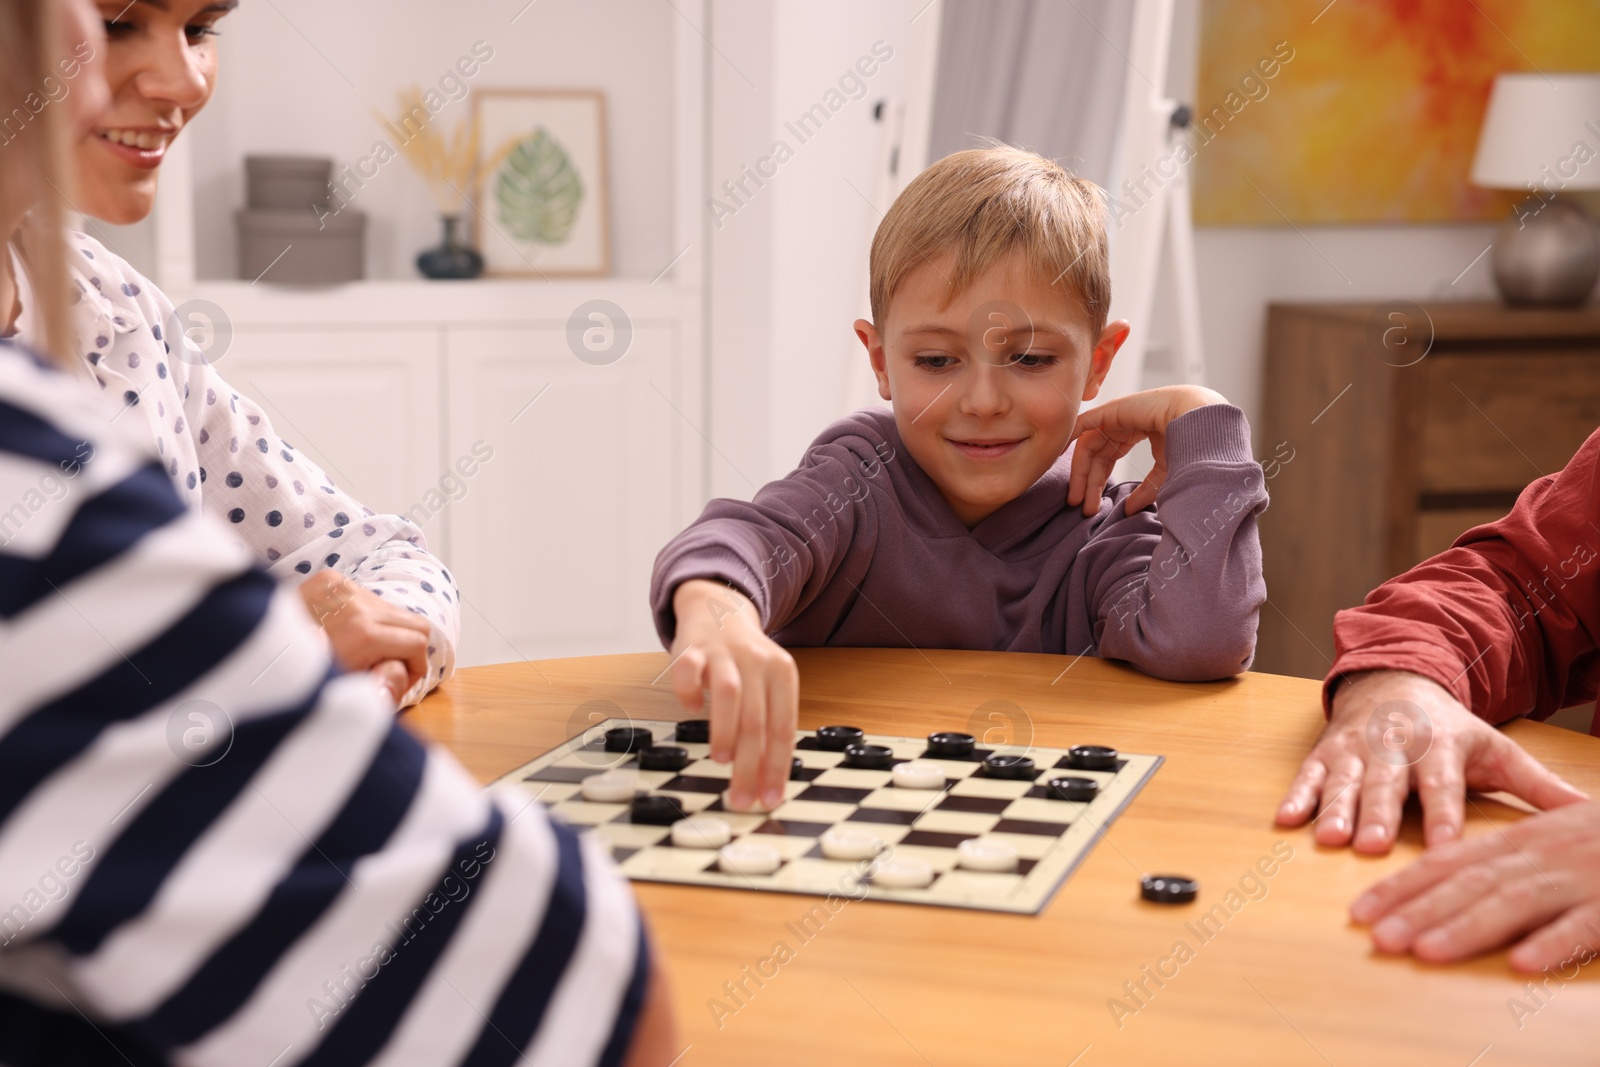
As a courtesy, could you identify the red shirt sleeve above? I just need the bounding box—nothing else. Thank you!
[1323,427,1600,731]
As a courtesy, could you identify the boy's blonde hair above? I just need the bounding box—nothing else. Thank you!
[868,146,1110,338]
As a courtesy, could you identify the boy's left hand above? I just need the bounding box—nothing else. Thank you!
[1066,385,1228,517]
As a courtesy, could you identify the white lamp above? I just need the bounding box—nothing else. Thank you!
[1470,73,1600,305]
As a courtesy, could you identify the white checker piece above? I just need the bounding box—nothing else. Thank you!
[493,718,1162,914]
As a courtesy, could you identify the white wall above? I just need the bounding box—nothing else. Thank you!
[707,0,922,496]
[171,0,676,283]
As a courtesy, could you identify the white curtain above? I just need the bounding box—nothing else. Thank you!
[927,0,1134,185]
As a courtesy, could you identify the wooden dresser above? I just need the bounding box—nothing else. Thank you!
[1256,301,1600,687]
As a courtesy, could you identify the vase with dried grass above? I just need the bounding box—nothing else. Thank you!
[382,88,493,280]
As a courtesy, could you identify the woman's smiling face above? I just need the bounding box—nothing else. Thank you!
[856,249,1128,528]
[78,0,236,224]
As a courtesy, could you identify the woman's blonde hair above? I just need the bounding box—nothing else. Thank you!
[1,0,77,368]
[868,146,1111,337]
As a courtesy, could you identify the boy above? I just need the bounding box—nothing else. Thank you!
[650,147,1267,812]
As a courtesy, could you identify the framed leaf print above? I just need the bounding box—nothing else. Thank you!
[472,90,610,277]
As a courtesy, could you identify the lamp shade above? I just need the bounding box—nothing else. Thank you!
[1470,73,1600,190]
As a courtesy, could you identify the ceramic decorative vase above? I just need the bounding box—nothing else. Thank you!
[416,214,484,280]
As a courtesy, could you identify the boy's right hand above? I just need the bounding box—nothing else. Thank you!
[668,579,798,811]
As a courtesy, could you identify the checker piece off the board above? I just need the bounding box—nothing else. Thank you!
[497,718,1163,914]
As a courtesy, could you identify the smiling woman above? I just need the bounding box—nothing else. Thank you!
[5,0,465,709]
[80,0,235,223]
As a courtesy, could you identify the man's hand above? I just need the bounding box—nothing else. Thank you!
[1066,385,1229,517]
[298,569,430,706]
[1276,670,1586,852]
[1351,800,1600,971]
[668,579,798,812]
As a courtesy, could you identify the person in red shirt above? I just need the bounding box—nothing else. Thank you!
[1275,424,1600,971]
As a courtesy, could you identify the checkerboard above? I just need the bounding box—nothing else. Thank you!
[492,719,1163,914]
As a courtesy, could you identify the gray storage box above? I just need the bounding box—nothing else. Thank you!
[236,207,365,285]
[244,155,332,211]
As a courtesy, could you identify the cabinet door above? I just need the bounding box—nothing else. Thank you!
[445,324,687,665]
[209,326,446,551]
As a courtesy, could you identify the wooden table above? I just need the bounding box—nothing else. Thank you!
[405,649,1600,1066]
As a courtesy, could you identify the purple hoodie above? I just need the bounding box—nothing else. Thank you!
[651,403,1267,681]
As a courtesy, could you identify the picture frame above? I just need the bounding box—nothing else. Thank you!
[471,89,610,277]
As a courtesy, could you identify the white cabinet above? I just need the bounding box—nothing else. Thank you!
[212,326,446,550]
[173,281,705,667]
[443,322,688,663]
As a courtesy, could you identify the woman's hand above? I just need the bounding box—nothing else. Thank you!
[298,569,430,706]
[1352,800,1600,971]
[668,579,798,812]
[1276,669,1586,852]
[1066,385,1229,516]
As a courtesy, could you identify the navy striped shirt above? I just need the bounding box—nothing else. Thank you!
[0,340,648,1065]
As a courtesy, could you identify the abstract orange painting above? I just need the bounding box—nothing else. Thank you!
[1194,0,1600,224]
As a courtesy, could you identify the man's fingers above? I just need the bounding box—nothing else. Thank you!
[670,645,707,714]
[1276,756,1328,827]
[1408,868,1578,963]
[1352,759,1410,855]
[1508,903,1600,974]
[1368,850,1538,954]
[1312,758,1365,845]
[1474,735,1591,813]
[1350,830,1516,924]
[1415,746,1468,848]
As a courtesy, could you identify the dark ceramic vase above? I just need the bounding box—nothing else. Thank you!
[416,214,484,280]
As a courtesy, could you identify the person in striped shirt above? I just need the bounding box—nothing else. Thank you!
[0,2,675,1063]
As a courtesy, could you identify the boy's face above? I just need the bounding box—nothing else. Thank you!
[856,251,1128,528]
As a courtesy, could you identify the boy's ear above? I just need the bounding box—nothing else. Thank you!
[856,318,892,401]
[1080,319,1131,403]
